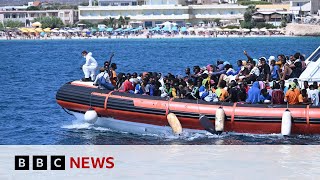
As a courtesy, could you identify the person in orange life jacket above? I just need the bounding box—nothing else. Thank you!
[299,89,310,104]
[284,82,300,105]
[216,80,229,102]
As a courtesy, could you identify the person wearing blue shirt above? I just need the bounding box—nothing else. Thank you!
[259,88,271,103]
[270,60,280,81]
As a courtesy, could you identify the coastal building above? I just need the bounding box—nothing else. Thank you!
[289,0,320,15]
[0,9,78,26]
[253,4,291,26]
[79,1,247,27]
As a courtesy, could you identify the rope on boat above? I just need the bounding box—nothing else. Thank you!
[62,107,73,116]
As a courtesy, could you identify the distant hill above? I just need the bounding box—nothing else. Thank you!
[0,0,87,6]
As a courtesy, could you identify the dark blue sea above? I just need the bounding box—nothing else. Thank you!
[1,37,320,145]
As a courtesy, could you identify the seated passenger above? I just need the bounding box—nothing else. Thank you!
[93,67,114,90]
[199,79,209,100]
[281,53,302,80]
[246,81,261,104]
[298,89,310,104]
[308,85,319,106]
[257,57,270,82]
[259,88,271,103]
[245,61,259,84]
[215,80,229,102]
[284,82,300,105]
[118,73,134,93]
[271,82,284,104]
[134,81,145,94]
[270,60,280,81]
[228,80,240,103]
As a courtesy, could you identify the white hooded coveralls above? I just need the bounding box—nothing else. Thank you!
[82,52,98,79]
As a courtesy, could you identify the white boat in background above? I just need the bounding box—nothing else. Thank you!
[287,46,320,86]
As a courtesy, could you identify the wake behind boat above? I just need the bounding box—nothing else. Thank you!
[56,47,320,136]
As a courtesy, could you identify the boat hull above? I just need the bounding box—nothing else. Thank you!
[56,82,320,135]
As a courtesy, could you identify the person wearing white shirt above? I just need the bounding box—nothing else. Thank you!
[82,50,98,81]
[308,85,319,106]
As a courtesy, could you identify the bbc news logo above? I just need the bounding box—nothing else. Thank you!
[15,156,114,170]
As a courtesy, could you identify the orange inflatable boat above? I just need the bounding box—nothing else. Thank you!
[56,81,320,135]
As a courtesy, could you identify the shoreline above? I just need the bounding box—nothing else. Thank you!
[0,34,308,41]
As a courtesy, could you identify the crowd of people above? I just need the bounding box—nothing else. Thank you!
[80,50,320,106]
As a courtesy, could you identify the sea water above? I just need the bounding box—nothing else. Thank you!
[1,37,320,145]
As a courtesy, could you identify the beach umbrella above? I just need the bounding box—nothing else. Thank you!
[67,29,75,33]
[260,28,267,32]
[35,28,43,32]
[243,28,250,32]
[188,27,195,31]
[114,28,123,32]
[31,22,42,27]
[206,28,214,31]
[215,27,222,31]
[43,28,51,32]
[197,27,205,32]
[123,28,132,32]
[28,28,36,33]
[251,28,259,32]
[40,32,46,36]
[59,29,68,33]
[51,29,59,33]
[161,27,169,31]
[106,28,113,32]
[171,26,178,31]
[223,28,231,31]
[91,28,97,33]
[180,27,187,32]
[149,27,160,31]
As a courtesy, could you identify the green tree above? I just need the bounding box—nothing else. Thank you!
[124,16,130,26]
[280,16,287,28]
[26,6,41,11]
[2,20,24,29]
[33,17,64,28]
[213,18,221,26]
[241,5,256,29]
[117,16,125,28]
[102,17,117,28]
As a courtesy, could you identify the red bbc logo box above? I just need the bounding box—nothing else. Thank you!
[15,156,65,170]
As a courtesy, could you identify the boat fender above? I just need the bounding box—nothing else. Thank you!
[281,109,292,136]
[84,110,98,124]
[215,107,225,134]
[167,112,182,135]
[199,115,216,135]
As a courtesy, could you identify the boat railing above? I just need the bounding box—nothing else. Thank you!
[299,46,320,82]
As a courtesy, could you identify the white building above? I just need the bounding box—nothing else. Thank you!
[290,0,320,15]
[79,3,247,27]
[0,9,78,27]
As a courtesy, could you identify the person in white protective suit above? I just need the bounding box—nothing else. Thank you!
[81,50,98,82]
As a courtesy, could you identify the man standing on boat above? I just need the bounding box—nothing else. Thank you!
[81,51,98,82]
